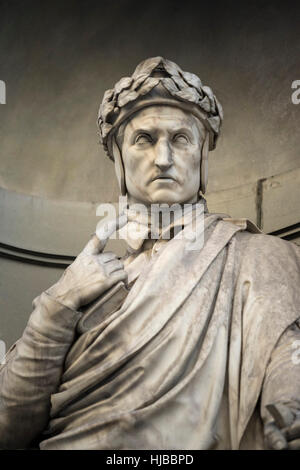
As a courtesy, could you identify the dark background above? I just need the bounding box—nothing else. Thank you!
[0,0,299,200]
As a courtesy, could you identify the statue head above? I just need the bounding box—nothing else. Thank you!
[97,57,223,205]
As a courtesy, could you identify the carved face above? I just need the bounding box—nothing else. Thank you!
[120,105,205,205]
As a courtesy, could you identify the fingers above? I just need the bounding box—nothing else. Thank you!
[95,213,128,249]
[99,254,127,283]
[83,213,127,255]
[110,270,128,281]
[266,403,300,450]
[82,233,104,255]
[105,258,124,274]
[265,423,288,450]
[100,251,118,263]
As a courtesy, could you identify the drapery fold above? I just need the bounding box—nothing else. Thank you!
[39,211,300,450]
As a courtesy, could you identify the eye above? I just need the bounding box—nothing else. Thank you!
[135,133,152,144]
[173,133,189,144]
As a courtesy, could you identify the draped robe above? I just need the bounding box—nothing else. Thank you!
[1,209,300,450]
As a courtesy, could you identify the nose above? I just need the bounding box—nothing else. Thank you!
[154,138,173,171]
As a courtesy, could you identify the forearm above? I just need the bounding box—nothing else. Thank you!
[0,292,81,449]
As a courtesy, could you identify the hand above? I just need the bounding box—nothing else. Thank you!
[264,403,300,450]
[46,214,128,310]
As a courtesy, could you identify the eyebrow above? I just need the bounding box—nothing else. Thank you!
[131,126,195,137]
[131,128,156,136]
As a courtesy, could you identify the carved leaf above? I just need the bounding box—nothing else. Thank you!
[202,86,216,113]
[132,56,163,79]
[138,77,160,96]
[99,100,116,122]
[117,90,139,107]
[102,88,114,103]
[131,73,149,91]
[163,58,183,77]
[114,77,133,95]
[214,96,224,120]
[101,122,113,139]
[172,75,189,90]
[161,77,179,95]
[180,70,203,90]
[207,115,221,133]
[198,96,211,113]
[174,87,201,104]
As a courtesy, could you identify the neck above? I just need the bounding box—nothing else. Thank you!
[125,193,205,230]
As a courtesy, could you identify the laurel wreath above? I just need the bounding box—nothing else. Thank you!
[97,57,223,159]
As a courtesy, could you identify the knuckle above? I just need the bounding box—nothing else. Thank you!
[96,254,106,267]
[115,270,127,278]
[101,263,108,276]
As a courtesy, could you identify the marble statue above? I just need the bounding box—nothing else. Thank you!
[1,57,300,450]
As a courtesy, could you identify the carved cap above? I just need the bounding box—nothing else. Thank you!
[97,56,223,160]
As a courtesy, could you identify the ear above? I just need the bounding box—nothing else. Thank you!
[199,132,210,194]
[112,138,127,196]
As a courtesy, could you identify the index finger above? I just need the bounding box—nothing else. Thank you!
[83,212,128,255]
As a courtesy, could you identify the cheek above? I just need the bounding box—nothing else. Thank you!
[191,148,202,169]
[177,149,201,193]
[123,150,152,186]
[124,151,143,175]
[177,148,201,175]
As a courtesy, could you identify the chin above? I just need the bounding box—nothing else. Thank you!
[148,190,188,206]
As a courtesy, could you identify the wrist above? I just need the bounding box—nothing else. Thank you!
[45,283,80,311]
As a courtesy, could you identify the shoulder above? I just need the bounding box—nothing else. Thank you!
[231,228,300,289]
[234,228,299,260]
[219,217,299,257]
[216,216,300,278]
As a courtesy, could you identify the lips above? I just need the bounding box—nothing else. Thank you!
[152,175,177,182]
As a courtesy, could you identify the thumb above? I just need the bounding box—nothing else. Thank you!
[83,212,127,255]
